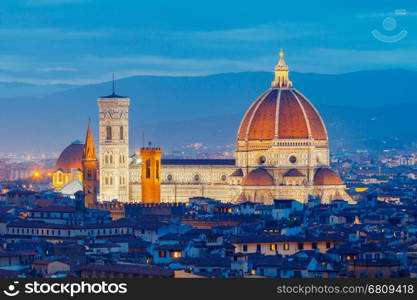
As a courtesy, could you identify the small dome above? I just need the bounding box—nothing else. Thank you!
[314,167,344,185]
[283,169,305,177]
[55,141,84,170]
[230,168,243,177]
[241,168,274,186]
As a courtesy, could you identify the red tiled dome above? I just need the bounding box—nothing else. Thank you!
[283,169,305,177]
[237,88,327,141]
[314,167,344,185]
[241,168,274,186]
[55,141,84,170]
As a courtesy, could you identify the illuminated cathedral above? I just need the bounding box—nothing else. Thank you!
[52,50,353,205]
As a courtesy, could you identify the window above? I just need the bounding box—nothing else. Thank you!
[326,242,331,249]
[58,173,62,182]
[289,155,297,164]
[167,174,173,181]
[109,154,113,164]
[242,245,248,252]
[298,243,304,250]
[283,243,290,250]
[256,244,261,252]
[159,250,166,258]
[258,155,266,165]
[221,175,227,181]
[270,244,276,251]
[105,177,108,185]
[106,126,112,141]
[312,242,318,250]
[110,177,113,185]
[87,170,92,179]
[105,154,108,164]
[146,159,151,178]
[171,251,181,258]
[194,174,200,181]
[120,126,124,140]
[156,160,160,179]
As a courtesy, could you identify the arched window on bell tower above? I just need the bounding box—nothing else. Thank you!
[120,126,124,140]
[106,126,112,141]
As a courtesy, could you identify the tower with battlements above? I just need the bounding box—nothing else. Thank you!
[140,147,162,203]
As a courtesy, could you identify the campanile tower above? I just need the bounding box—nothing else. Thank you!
[82,119,98,208]
[97,82,130,203]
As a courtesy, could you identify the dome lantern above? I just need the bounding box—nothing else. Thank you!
[271,49,293,88]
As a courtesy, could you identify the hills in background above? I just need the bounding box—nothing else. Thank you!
[0,69,416,154]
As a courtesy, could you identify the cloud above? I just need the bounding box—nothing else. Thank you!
[356,10,417,19]
[292,48,417,73]
[24,0,92,6]
[0,27,109,39]
[36,67,78,72]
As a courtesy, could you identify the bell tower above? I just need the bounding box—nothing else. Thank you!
[82,120,98,208]
[140,146,162,203]
[97,78,130,202]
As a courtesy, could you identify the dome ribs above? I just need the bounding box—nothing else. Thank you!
[278,90,309,139]
[247,89,278,140]
[294,90,327,140]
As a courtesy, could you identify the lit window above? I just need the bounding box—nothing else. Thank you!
[172,251,181,258]
[270,244,276,251]
[283,243,290,250]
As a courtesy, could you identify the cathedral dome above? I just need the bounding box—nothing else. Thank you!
[55,140,84,170]
[237,50,327,142]
[241,168,274,186]
[313,167,344,185]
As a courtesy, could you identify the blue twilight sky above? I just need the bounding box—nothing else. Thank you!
[0,0,416,84]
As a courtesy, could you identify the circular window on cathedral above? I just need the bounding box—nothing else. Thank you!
[221,175,227,181]
[258,155,266,165]
[194,174,200,182]
[289,155,297,164]
[167,174,173,181]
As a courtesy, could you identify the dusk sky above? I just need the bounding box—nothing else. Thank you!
[0,0,417,84]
